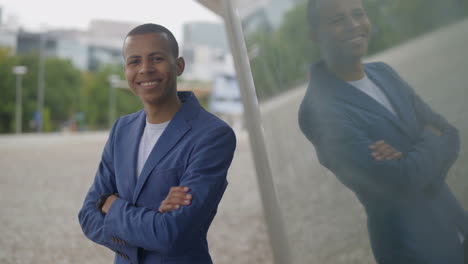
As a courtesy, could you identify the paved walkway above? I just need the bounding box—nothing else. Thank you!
[0,131,272,264]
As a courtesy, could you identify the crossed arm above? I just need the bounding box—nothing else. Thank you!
[299,100,459,196]
[102,186,192,214]
[368,124,442,161]
[374,62,460,172]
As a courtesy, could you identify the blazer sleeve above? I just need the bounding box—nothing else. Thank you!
[78,118,138,261]
[102,125,236,254]
[299,104,455,196]
[382,62,460,186]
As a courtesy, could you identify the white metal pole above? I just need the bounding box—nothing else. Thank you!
[220,1,292,263]
[13,66,27,134]
[15,74,22,134]
[37,33,46,132]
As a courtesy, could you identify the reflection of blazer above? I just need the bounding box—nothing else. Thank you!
[79,91,236,264]
[299,61,468,264]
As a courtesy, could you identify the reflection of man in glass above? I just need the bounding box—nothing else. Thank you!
[298,0,468,263]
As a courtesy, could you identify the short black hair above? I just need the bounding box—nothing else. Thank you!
[125,23,179,58]
[307,0,320,30]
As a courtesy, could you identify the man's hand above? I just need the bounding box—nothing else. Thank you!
[369,140,403,161]
[159,186,192,213]
[102,194,118,214]
[424,124,442,136]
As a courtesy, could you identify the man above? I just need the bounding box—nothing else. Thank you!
[298,0,468,263]
[78,23,236,264]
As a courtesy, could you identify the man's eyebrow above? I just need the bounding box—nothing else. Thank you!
[128,51,166,59]
[147,51,166,56]
[126,55,141,60]
[126,51,165,59]
[330,13,344,20]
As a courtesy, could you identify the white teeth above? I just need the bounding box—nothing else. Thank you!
[141,81,159,87]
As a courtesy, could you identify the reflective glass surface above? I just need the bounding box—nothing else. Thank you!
[232,0,468,262]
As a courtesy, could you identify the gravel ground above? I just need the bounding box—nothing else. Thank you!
[0,130,273,264]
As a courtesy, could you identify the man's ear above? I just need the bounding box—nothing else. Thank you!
[176,57,185,76]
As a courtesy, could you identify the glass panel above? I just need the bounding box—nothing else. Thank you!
[232,0,468,263]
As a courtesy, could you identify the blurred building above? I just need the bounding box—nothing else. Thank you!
[181,21,242,121]
[0,7,17,54]
[209,73,243,115]
[8,19,138,72]
[0,28,16,53]
[182,21,234,81]
[16,30,89,70]
[86,20,138,71]
[243,0,302,35]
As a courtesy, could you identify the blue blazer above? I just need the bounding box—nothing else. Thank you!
[299,61,468,264]
[79,91,236,264]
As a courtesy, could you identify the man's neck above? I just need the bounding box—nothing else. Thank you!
[325,58,365,82]
[144,95,182,124]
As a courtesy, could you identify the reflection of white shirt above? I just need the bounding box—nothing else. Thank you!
[137,120,170,177]
[348,75,397,117]
[350,75,466,244]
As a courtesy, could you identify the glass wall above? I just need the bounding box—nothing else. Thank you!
[230,0,468,263]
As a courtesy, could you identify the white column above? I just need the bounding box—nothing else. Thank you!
[220,1,292,263]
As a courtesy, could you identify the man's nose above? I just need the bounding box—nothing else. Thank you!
[139,60,155,74]
[346,17,360,31]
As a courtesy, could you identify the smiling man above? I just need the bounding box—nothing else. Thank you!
[298,0,468,263]
[78,23,236,264]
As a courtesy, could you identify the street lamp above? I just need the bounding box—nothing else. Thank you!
[36,32,46,133]
[13,66,28,134]
[107,74,129,128]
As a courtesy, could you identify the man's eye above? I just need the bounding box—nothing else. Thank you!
[353,11,365,18]
[128,60,139,65]
[152,57,164,62]
[331,17,344,25]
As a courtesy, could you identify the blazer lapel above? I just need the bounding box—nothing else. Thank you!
[365,64,415,137]
[311,62,413,138]
[132,105,192,204]
[119,111,145,198]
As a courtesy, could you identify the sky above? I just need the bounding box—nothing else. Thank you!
[0,0,221,41]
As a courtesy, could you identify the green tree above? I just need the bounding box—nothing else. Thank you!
[1,50,84,133]
[0,48,19,133]
[15,53,83,132]
[43,58,82,131]
[245,0,468,101]
[246,2,320,101]
[81,65,141,130]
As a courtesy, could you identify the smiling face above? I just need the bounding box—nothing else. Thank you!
[311,0,371,64]
[123,32,184,106]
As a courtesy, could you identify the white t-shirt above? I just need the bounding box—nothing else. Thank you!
[348,75,398,117]
[137,119,170,177]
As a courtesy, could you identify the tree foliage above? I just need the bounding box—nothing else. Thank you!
[0,49,19,133]
[0,49,142,133]
[246,0,468,101]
